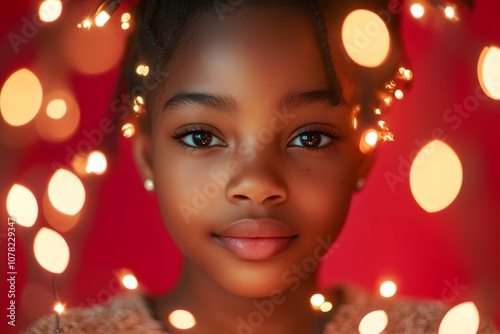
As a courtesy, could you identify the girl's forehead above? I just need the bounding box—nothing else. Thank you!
[156,6,354,107]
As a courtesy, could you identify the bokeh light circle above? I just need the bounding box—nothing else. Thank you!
[438,302,480,334]
[33,227,70,274]
[7,184,38,227]
[410,140,463,213]
[39,0,63,23]
[341,9,391,68]
[48,169,86,215]
[477,46,500,100]
[1,69,43,126]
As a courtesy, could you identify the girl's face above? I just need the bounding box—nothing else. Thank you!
[134,6,372,298]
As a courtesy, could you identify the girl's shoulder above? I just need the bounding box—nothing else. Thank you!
[324,285,498,334]
[24,293,165,334]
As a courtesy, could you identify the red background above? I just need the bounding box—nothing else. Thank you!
[1,0,499,333]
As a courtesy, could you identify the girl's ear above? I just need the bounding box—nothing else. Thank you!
[133,131,154,182]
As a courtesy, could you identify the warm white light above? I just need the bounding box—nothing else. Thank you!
[438,302,480,334]
[410,4,425,18]
[86,151,107,175]
[394,89,404,100]
[122,274,138,290]
[54,303,65,314]
[39,0,63,23]
[77,19,92,29]
[365,130,379,146]
[34,228,70,274]
[7,184,38,227]
[410,140,462,212]
[0,69,43,126]
[379,281,397,298]
[122,123,135,137]
[310,294,325,307]
[121,13,131,22]
[48,169,86,215]
[341,9,391,68]
[444,6,455,19]
[477,46,500,100]
[121,22,130,30]
[46,99,67,119]
[359,310,388,334]
[320,302,333,312]
[168,310,196,329]
[136,65,150,76]
[94,11,111,27]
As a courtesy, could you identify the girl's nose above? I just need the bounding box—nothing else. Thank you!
[226,155,288,206]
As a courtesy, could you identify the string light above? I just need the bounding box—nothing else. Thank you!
[136,64,150,76]
[394,89,404,100]
[77,19,92,29]
[122,123,135,137]
[94,0,122,27]
[444,6,456,19]
[410,3,425,18]
[121,12,131,30]
[54,302,64,314]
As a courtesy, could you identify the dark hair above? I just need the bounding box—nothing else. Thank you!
[118,0,403,133]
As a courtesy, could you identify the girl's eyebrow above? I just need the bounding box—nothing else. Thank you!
[162,89,338,115]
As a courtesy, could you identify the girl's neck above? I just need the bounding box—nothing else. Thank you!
[149,259,333,334]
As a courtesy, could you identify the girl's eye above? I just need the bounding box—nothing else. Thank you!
[178,130,225,148]
[289,131,334,148]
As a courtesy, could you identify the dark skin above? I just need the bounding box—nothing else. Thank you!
[134,6,374,334]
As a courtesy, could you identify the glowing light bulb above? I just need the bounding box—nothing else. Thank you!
[7,184,38,227]
[394,89,404,100]
[54,303,65,314]
[39,0,63,23]
[46,99,67,119]
[94,11,111,27]
[86,151,107,175]
[444,6,455,19]
[359,310,388,334]
[0,68,43,126]
[365,130,379,146]
[410,140,462,212]
[34,228,70,274]
[168,310,196,329]
[121,13,131,22]
[320,302,333,312]
[401,68,413,81]
[341,9,391,68]
[121,22,130,30]
[477,46,500,100]
[310,294,325,307]
[77,19,92,29]
[136,65,150,76]
[374,108,381,115]
[122,274,138,290]
[411,4,425,18]
[48,169,86,215]
[380,281,397,298]
[438,302,480,334]
[122,123,135,137]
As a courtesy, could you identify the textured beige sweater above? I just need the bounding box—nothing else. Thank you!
[25,287,498,333]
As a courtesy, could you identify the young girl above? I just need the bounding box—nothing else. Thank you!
[26,0,498,333]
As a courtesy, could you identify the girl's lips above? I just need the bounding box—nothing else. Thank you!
[213,219,297,260]
[214,236,296,260]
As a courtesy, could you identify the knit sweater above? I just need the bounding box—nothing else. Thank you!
[25,287,498,333]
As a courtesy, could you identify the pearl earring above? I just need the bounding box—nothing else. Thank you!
[356,178,365,190]
[144,179,155,192]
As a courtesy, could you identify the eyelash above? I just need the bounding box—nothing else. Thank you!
[172,126,225,152]
[172,125,341,152]
[288,126,342,151]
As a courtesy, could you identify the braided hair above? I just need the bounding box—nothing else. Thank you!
[117,0,402,133]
